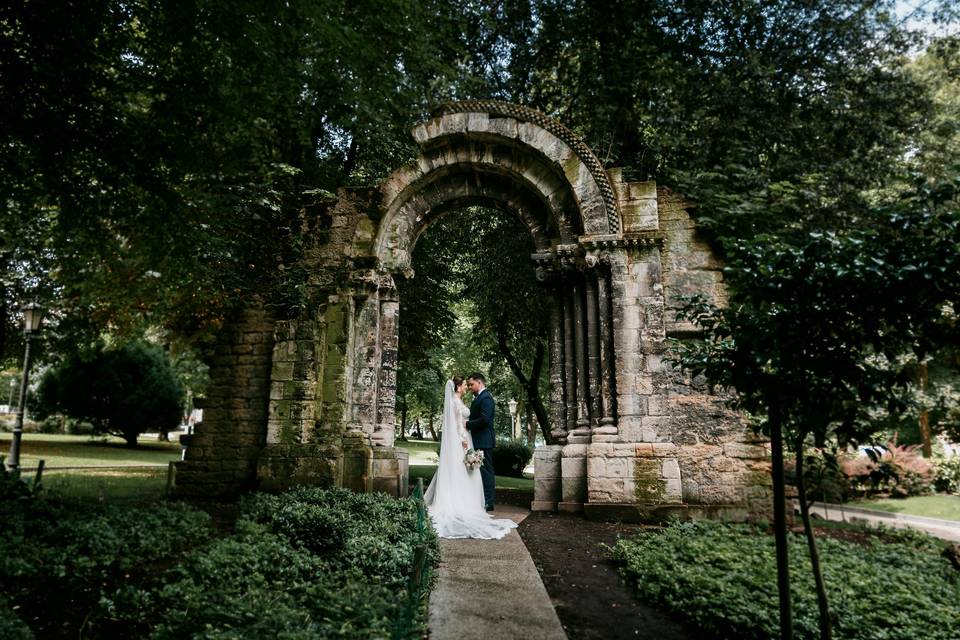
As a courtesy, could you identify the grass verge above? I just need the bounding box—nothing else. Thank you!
[845,494,960,521]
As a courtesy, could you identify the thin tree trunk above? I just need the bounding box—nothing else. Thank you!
[918,362,932,457]
[497,330,552,443]
[796,435,833,640]
[399,403,408,441]
[769,412,794,640]
[427,413,438,441]
[525,404,535,447]
[0,253,6,362]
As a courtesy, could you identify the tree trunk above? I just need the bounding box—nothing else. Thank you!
[497,330,552,444]
[796,436,833,640]
[769,412,794,640]
[427,413,438,441]
[918,362,932,457]
[158,430,169,442]
[525,404,535,447]
[399,404,408,441]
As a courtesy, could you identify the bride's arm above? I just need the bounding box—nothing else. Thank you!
[457,403,470,443]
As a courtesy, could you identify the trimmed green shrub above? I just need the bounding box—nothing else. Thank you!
[102,488,438,639]
[34,341,184,446]
[0,477,436,638]
[933,456,960,494]
[492,439,532,478]
[608,519,960,640]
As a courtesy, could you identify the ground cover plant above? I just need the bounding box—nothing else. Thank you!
[608,519,960,640]
[0,472,437,639]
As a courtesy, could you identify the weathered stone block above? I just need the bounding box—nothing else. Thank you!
[662,458,681,479]
[724,443,768,459]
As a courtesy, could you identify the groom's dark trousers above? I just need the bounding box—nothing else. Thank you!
[479,448,495,509]
[466,389,496,508]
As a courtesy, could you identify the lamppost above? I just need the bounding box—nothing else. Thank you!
[6,303,44,474]
[508,398,518,440]
[7,379,14,411]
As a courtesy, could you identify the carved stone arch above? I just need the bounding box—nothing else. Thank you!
[375,101,623,272]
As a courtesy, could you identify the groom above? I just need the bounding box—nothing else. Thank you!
[465,372,496,511]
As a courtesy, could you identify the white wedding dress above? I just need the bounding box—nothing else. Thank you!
[423,380,518,539]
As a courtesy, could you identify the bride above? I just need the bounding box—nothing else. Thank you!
[423,376,517,539]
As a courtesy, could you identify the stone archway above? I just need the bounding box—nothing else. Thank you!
[176,101,771,522]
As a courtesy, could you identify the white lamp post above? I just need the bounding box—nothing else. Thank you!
[508,398,518,440]
[6,303,44,473]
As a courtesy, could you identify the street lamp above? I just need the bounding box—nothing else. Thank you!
[508,398,518,440]
[6,303,44,474]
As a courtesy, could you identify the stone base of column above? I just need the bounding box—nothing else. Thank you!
[558,501,584,513]
[370,446,409,497]
[256,443,342,492]
[531,500,558,512]
[533,445,562,510]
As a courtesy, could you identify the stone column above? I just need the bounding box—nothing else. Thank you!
[374,274,398,447]
[547,277,568,443]
[562,275,578,434]
[584,259,603,428]
[571,272,592,439]
[595,254,618,437]
[349,298,379,436]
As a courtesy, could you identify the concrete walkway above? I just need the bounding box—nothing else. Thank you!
[806,502,960,542]
[428,505,567,640]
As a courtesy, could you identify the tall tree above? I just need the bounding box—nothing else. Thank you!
[1,0,467,343]
[672,177,960,639]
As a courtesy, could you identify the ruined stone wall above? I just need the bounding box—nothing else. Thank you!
[176,307,275,497]
[572,183,772,520]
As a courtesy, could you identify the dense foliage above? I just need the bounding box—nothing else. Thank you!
[608,519,960,640]
[0,468,213,637]
[34,340,184,445]
[491,439,534,478]
[0,481,437,639]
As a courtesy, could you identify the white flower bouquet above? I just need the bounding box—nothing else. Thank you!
[464,448,484,470]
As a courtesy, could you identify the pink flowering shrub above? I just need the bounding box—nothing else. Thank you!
[841,439,934,498]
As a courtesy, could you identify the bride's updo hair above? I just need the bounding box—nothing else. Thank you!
[451,375,464,391]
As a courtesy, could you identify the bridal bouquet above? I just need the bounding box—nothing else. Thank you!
[464,448,484,470]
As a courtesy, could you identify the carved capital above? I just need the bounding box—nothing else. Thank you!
[349,269,379,301]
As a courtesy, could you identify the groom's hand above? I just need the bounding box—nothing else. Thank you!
[461,441,468,450]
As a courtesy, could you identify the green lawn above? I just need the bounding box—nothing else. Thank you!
[408,463,534,490]
[41,467,170,502]
[0,433,181,469]
[396,438,441,465]
[397,439,534,490]
[846,494,960,521]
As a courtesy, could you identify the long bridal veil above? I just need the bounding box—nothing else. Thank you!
[423,379,517,539]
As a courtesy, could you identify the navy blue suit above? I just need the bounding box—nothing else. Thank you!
[466,388,496,508]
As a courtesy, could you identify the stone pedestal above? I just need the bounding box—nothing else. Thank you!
[256,444,341,492]
[532,445,562,511]
[370,446,409,497]
[559,444,587,512]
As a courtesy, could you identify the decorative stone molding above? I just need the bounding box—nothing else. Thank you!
[431,100,621,234]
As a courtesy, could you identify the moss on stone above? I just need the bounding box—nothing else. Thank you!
[634,458,666,503]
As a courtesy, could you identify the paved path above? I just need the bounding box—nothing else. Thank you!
[806,502,960,542]
[428,505,567,640]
